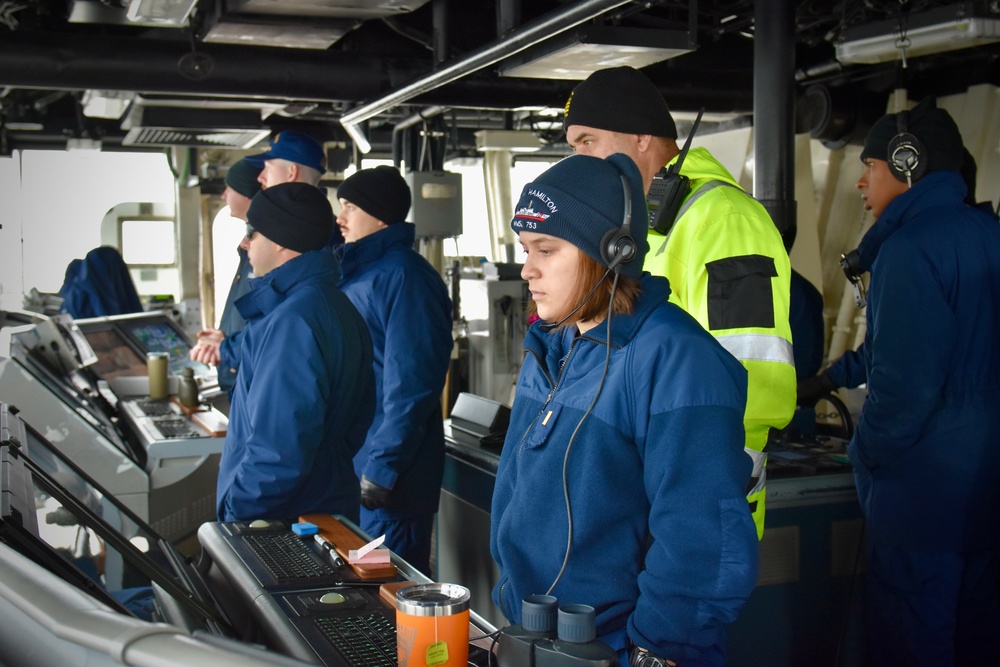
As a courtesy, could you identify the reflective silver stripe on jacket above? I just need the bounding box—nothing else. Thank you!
[745,448,767,485]
[716,333,795,366]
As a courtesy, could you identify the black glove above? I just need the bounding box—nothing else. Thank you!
[360,475,395,511]
[796,371,836,407]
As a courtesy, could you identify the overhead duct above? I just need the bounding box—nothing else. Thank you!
[120,104,270,148]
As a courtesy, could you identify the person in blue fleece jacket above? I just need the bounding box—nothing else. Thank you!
[217,182,375,523]
[490,153,758,667]
[845,97,1000,666]
[334,166,453,577]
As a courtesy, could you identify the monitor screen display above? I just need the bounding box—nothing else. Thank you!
[118,316,210,377]
[82,326,148,381]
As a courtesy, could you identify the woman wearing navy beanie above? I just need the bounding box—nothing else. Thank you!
[490,153,758,667]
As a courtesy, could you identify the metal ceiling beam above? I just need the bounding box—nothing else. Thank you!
[340,0,634,130]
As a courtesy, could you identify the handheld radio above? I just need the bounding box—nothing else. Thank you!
[646,108,704,236]
[839,249,867,309]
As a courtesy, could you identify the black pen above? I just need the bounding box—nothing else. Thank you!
[314,533,346,568]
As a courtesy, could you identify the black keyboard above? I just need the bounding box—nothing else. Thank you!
[153,418,201,439]
[243,532,339,581]
[315,613,397,667]
[136,399,175,416]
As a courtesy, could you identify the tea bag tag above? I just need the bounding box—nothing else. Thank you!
[426,641,448,666]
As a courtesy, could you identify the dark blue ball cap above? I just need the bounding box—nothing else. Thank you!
[246,130,326,174]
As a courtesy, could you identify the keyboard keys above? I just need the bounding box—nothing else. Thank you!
[315,613,397,666]
[243,532,339,581]
[137,399,174,416]
[152,418,201,439]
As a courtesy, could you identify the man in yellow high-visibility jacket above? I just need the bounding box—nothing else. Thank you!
[564,66,795,538]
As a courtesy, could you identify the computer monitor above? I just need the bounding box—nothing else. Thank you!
[115,314,211,377]
[81,323,148,381]
[0,403,229,634]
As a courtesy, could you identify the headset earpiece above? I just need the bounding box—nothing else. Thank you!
[887,109,927,186]
[600,174,636,272]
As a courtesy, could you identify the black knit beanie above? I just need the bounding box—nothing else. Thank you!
[510,153,649,279]
[860,96,964,173]
[563,66,678,139]
[247,182,333,253]
[337,165,412,224]
[225,158,262,199]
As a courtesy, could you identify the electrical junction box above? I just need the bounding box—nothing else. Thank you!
[405,170,463,238]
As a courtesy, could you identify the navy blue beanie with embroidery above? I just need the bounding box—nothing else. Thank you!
[510,153,649,279]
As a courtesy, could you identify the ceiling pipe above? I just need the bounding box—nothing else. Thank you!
[0,31,575,107]
[0,31,392,100]
[433,0,449,66]
[497,0,520,37]
[339,0,633,131]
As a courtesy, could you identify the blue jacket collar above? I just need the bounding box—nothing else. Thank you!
[236,250,340,320]
[524,273,669,378]
[337,222,416,278]
[857,171,966,272]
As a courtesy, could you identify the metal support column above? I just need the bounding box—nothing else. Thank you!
[753,0,797,238]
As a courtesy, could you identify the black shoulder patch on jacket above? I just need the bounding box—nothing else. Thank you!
[706,254,777,330]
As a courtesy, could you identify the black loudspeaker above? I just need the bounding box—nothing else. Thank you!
[887,109,927,185]
[599,173,637,273]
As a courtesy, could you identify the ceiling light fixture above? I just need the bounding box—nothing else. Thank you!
[66,137,102,152]
[835,6,1000,64]
[499,26,695,80]
[81,90,134,120]
[343,123,371,155]
[126,0,198,26]
[474,130,543,152]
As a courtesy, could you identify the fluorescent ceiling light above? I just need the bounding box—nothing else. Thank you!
[202,19,351,49]
[344,123,371,155]
[4,121,45,131]
[82,90,134,120]
[127,0,198,26]
[66,138,102,151]
[836,15,1000,64]
[500,27,695,80]
[475,130,543,152]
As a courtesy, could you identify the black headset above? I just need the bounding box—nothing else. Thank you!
[887,109,927,186]
[599,173,637,273]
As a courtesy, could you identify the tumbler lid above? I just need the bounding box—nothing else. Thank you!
[396,583,470,616]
